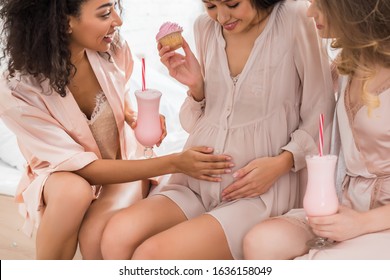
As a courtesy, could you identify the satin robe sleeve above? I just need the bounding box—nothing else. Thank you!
[281,1,335,171]
[178,14,211,134]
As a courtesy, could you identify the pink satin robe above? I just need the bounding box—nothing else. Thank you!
[0,41,141,236]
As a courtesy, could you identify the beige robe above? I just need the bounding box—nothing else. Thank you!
[155,0,335,259]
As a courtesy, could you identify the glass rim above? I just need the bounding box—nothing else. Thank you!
[305,154,338,159]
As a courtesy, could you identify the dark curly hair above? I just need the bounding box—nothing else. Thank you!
[0,0,122,97]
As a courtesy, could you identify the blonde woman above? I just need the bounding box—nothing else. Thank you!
[244,0,390,260]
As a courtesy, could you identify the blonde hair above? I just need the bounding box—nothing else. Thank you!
[321,0,390,115]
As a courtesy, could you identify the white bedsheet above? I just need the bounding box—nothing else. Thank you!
[0,160,22,196]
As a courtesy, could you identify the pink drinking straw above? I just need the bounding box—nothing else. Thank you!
[141,57,146,91]
[318,113,324,156]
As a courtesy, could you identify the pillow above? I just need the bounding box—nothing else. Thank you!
[0,119,25,171]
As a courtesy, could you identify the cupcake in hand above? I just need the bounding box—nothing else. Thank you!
[156,22,183,51]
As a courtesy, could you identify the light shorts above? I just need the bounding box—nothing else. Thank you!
[155,185,270,260]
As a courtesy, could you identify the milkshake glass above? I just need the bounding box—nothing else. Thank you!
[303,154,339,248]
[134,89,162,158]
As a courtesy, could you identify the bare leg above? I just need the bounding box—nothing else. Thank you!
[101,195,187,259]
[36,172,94,259]
[78,180,148,259]
[243,218,313,260]
[132,214,233,260]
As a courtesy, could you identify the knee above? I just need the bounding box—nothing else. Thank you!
[78,218,105,260]
[243,223,272,260]
[132,237,162,260]
[100,212,138,260]
[243,220,289,260]
[45,172,93,207]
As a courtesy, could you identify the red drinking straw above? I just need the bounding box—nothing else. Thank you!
[142,57,146,91]
[318,113,324,156]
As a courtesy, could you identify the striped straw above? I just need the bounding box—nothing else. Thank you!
[318,113,324,156]
[142,57,146,91]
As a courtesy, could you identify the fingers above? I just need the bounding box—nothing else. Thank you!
[221,181,242,198]
[195,159,234,179]
[181,38,193,56]
[190,146,233,162]
[181,146,236,181]
[156,115,167,147]
[232,162,255,179]
[308,215,334,226]
[193,158,233,175]
[190,146,214,154]
[157,42,162,51]
[159,46,184,62]
[307,216,335,238]
[222,182,261,201]
[125,110,137,129]
[158,45,171,58]
[159,47,175,68]
[159,45,186,70]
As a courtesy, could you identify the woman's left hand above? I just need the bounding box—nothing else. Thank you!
[308,205,365,242]
[156,114,167,147]
[222,152,293,201]
[222,156,287,201]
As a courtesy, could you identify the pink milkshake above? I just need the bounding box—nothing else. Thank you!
[303,154,339,248]
[303,154,339,216]
[134,89,162,157]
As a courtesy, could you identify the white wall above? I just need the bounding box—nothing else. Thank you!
[121,0,204,76]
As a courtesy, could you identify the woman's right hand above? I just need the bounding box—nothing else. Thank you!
[158,38,204,101]
[174,146,234,182]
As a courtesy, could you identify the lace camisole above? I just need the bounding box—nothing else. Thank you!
[84,91,120,160]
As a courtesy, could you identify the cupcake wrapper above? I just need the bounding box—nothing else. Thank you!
[158,32,183,50]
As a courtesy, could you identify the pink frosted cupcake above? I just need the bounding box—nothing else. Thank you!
[156,22,183,51]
